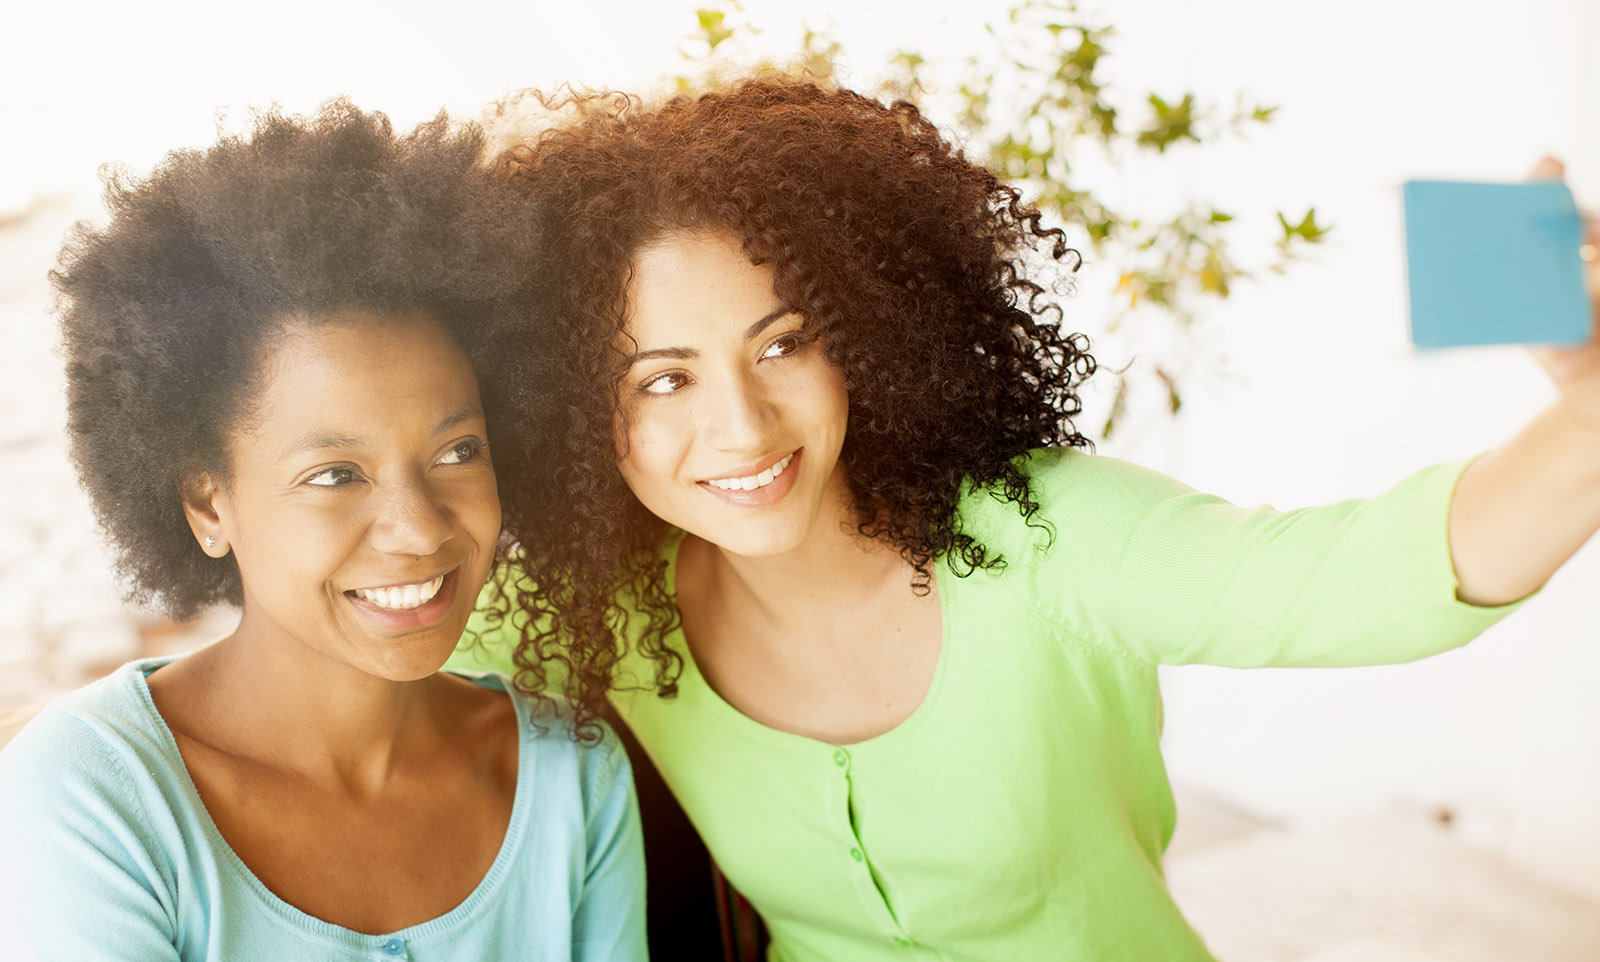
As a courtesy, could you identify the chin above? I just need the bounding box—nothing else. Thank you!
[372,658,453,685]
[706,525,814,560]
[365,630,468,683]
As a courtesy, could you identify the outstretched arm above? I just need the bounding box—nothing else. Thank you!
[1451,161,1600,606]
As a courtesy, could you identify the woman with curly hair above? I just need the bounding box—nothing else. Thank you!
[465,78,1599,960]
[0,103,646,960]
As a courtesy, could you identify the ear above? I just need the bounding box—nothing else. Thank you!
[180,472,232,558]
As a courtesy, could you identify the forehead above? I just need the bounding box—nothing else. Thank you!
[625,232,782,340]
[238,313,481,452]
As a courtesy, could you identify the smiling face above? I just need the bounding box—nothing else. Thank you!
[615,230,851,560]
[184,312,501,682]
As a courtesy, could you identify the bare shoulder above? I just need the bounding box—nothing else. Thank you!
[141,646,228,747]
[435,672,521,785]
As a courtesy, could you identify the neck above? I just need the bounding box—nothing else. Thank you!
[186,621,453,792]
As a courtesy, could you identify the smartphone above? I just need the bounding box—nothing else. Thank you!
[1403,179,1589,348]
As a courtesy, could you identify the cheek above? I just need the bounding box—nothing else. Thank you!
[613,410,705,523]
[614,405,682,485]
[615,432,661,500]
[815,364,850,435]
[612,408,650,498]
[461,477,502,545]
[451,482,502,598]
[230,509,352,605]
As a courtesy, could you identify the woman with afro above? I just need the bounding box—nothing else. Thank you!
[461,78,1600,960]
[0,102,646,960]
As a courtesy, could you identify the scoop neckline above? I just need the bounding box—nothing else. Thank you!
[660,528,954,759]
[125,657,532,945]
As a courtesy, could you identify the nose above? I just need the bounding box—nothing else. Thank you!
[702,367,775,452]
[367,473,453,557]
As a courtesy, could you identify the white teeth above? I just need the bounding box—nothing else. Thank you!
[353,575,445,610]
[707,454,794,491]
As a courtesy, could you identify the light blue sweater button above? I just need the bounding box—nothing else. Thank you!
[380,937,405,955]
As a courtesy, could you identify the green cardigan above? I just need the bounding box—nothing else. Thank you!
[455,449,1520,961]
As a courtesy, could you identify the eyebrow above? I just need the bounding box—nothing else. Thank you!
[625,305,796,365]
[278,406,484,460]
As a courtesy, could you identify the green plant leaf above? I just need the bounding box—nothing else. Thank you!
[696,9,734,50]
[1277,208,1332,252]
[671,0,1324,441]
[1137,92,1200,152]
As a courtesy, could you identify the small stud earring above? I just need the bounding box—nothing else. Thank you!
[204,536,217,549]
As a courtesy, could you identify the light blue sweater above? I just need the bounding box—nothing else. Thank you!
[0,658,647,961]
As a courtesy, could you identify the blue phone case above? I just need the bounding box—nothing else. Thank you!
[1402,180,1589,348]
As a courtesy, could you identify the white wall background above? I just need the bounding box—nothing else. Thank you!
[4,0,1596,900]
[1102,0,1600,904]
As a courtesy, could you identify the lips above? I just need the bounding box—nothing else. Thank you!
[702,452,796,491]
[350,574,446,610]
[697,449,803,508]
[344,568,460,632]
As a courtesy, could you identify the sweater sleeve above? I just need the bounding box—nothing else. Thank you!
[967,449,1524,668]
[570,726,648,962]
[0,709,181,962]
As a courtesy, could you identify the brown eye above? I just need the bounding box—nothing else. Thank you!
[439,439,488,465]
[304,466,359,487]
[640,371,692,396]
[760,331,814,360]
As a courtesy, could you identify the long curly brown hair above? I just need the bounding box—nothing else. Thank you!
[480,78,1096,707]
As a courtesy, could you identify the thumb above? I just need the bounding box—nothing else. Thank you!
[1527,155,1565,181]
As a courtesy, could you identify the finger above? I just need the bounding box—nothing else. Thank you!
[1528,156,1565,181]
